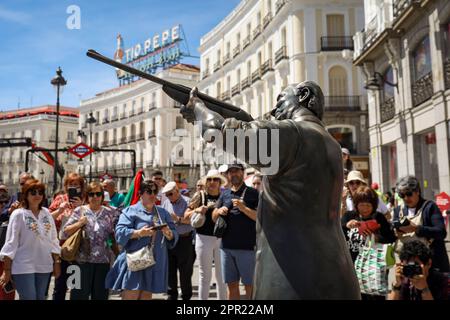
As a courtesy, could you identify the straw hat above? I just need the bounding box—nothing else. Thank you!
[203,169,228,186]
[345,170,367,185]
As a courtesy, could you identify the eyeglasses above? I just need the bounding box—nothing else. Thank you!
[399,191,414,199]
[88,192,103,198]
[206,178,221,182]
[144,189,158,195]
[29,190,44,196]
[348,181,362,186]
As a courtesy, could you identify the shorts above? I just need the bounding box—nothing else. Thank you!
[220,248,255,285]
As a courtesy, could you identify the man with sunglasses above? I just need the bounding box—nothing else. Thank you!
[161,181,194,300]
[393,176,449,273]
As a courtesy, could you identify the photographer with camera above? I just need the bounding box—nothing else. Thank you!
[393,176,449,273]
[388,239,447,300]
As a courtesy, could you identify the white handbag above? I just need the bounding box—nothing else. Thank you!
[190,191,206,228]
[126,207,161,272]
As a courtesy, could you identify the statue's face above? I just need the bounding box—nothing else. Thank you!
[272,86,299,120]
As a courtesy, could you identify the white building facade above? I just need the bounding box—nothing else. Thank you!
[353,0,450,198]
[198,0,369,171]
[78,64,201,191]
[0,106,79,193]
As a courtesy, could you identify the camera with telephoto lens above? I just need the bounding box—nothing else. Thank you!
[402,262,422,278]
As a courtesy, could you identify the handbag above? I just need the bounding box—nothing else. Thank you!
[213,215,227,238]
[126,206,161,272]
[0,222,8,251]
[190,191,206,228]
[354,234,395,296]
[60,206,87,262]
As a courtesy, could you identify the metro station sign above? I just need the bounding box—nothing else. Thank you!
[68,142,95,159]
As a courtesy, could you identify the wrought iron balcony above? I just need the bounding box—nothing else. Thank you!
[101,141,109,147]
[380,97,395,123]
[275,46,288,64]
[102,117,110,124]
[149,102,156,111]
[444,58,450,90]
[261,59,274,75]
[243,35,251,49]
[148,131,156,139]
[120,137,127,144]
[223,53,231,65]
[137,133,145,141]
[136,162,143,168]
[275,0,286,13]
[263,12,272,29]
[66,138,76,144]
[202,68,210,80]
[231,84,241,97]
[412,72,433,107]
[233,45,240,58]
[213,61,221,72]
[145,160,153,167]
[241,77,251,90]
[324,96,361,112]
[221,91,231,101]
[252,69,262,83]
[128,135,136,142]
[110,139,116,146]
[137,107,144,115]
[120,112,126,119]
[111,115,118,122]
[129,110,135,117]
[393,0,419,20]
[320,36,354,51]
[253,25,261,40]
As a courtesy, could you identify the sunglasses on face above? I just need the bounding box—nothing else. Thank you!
[399,191,414,199]
[196,185,203,188]
[29,190,44,196]
[206,178,221,182]
[88,192,103,198]
[348,181,361,186]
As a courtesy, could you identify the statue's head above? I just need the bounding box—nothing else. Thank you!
[271,81,324,120]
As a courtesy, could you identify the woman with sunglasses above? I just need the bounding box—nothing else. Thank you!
[63,181,117,300]
[105,180,178,300]
[184,170,227,300]
[0,179,61,300]
[393,176,449,273]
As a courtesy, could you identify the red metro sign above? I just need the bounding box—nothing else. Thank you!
[436,192,450,212]
[68,142,95,159]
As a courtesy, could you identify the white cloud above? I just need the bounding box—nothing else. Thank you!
[0,5,30,24]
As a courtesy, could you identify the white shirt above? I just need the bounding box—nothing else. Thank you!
[0,207,61,275]
[346,195,389,214]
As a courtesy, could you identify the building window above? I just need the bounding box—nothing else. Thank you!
[414,131,439,199]
[412,35,433,106]
[216,81,222,98]
[176,116,185,129]
[327,126,356,154]
[382,143,398,192]
[328,66,348,96]
[67,131,74,141]
[380,66,396,123]
[326,14,345,36]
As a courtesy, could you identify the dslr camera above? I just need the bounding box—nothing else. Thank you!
[402,262,422,278]
[392,216,410,230]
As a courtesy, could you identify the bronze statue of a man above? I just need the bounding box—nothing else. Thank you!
[180,81,360,299]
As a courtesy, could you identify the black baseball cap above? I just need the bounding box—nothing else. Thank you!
[226,163,245,172]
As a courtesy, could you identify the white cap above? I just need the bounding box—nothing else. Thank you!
[103,191,111,203]
[218,164,228,173]
[161,181,177,194]
[342,148,350,155]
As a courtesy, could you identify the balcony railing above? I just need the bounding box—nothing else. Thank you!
[148,131,156,139]
[275,0,287,13]
[137,107,144,115]
[136,162,143,168]
[393,0,418,20]
[221,91,231,101]
[241,77,251,90]
[145,160,153,167]
[231,84,241,96]
[320,36,354,51]
[129,110,135,117]
[444,58,450,90]
[233,45,240,58]
[324,96,361,112]
[252,69,262,83]
[412,72,433,107]
[120,137,127,144]
[66,138,76,144]
[223,53,231,65]
[380,97,395,123]
[149,102,156,111]
[253,25,261,40]
[202,69,210,80]
[101,141,109,147]
[263,12,272,29]
[49,136,57,142]
[110,139,117,146]
[102,117,110,124]
[137,133,145,141]
[275,46,288,64]
[261,59,274,75]
[213,61,221,72]
[111,115,118,122]
[120,112,126,119]
[243,35,251,49]
[128,135,136,142]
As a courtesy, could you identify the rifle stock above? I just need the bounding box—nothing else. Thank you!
[86,50,254,122]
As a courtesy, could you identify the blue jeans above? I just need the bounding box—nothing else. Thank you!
[12,273,51,300]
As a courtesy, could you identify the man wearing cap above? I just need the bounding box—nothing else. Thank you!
[181,82,360,299]
[343,171,389,217]
[212,163,259,300]
[161,181,195,300]
[342,148,353,172]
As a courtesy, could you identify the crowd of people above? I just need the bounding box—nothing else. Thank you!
[0,153,448,300]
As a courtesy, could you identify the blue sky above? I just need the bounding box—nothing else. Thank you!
[0,0,241,111]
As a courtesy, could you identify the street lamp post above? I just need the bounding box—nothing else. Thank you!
[86,112,97,182]
[51,67,67,194]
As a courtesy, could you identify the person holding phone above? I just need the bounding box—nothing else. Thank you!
[0,179,61,300]
[48,172,86,300]
[106,180,178,300]
[64,182,117,300]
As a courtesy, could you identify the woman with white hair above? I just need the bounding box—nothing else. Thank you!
[184,170,227,300]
